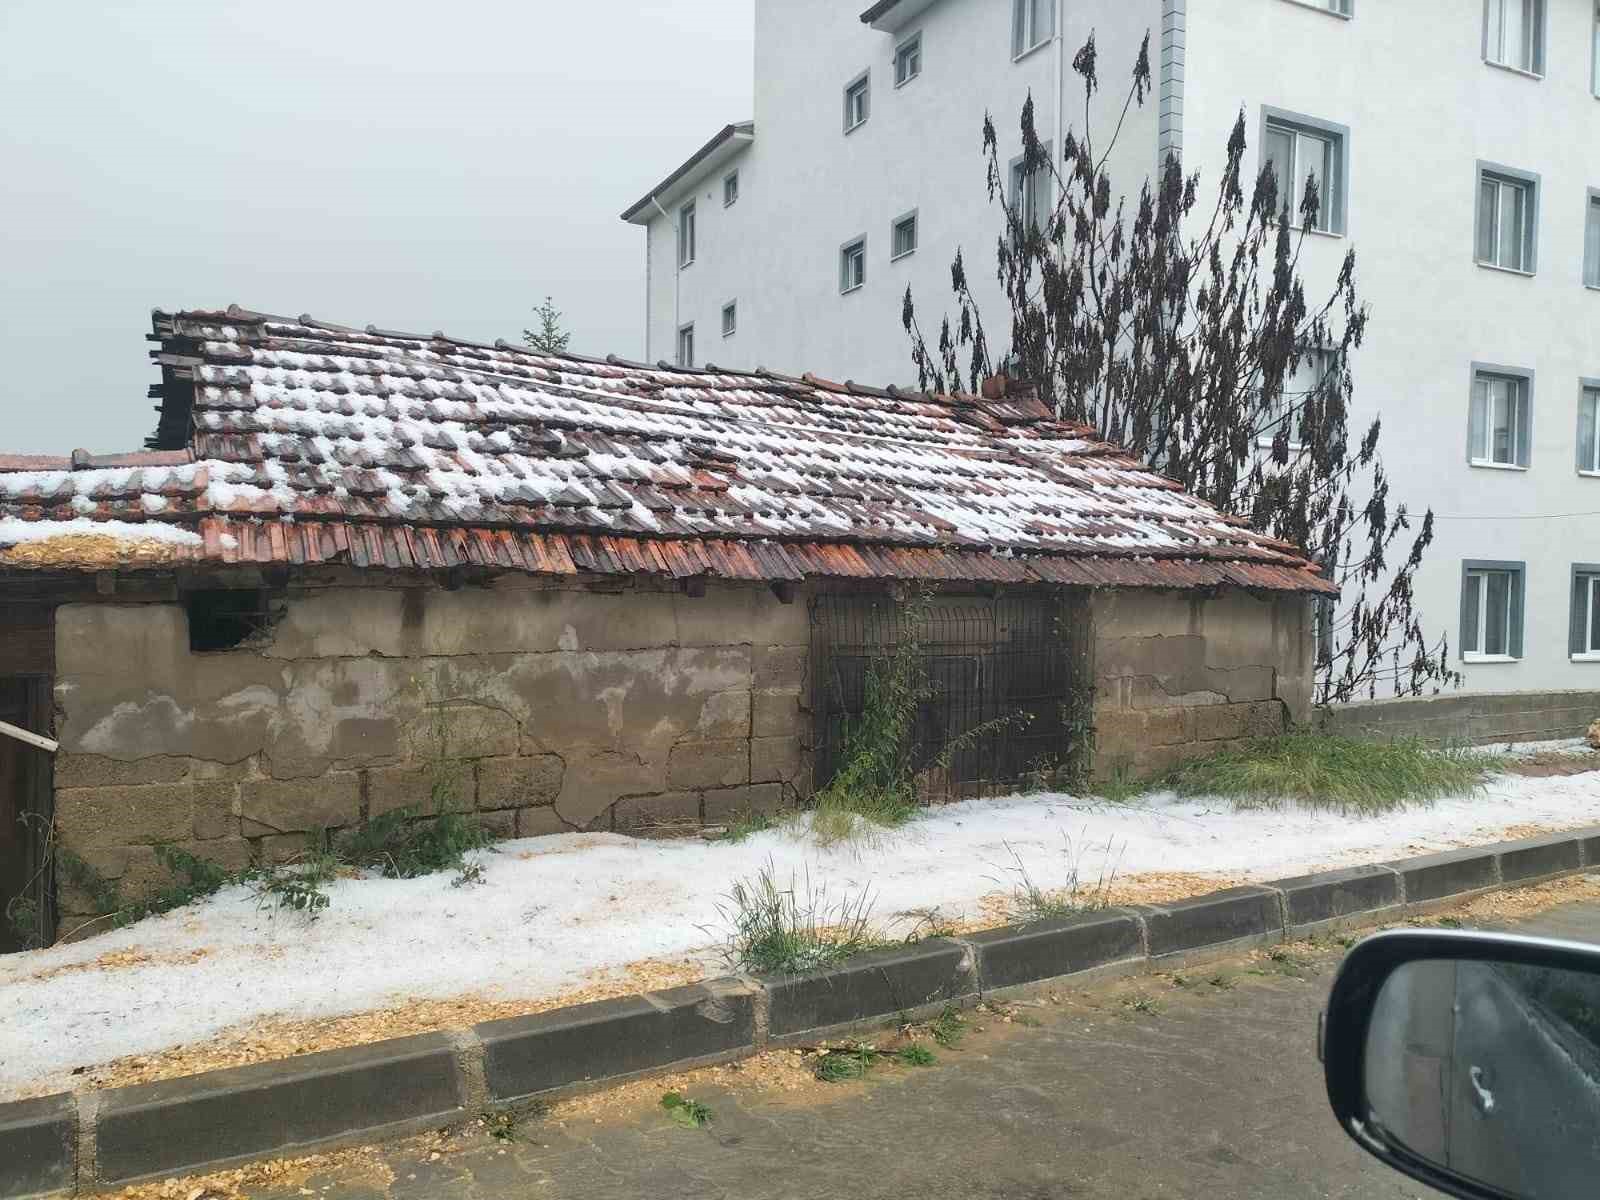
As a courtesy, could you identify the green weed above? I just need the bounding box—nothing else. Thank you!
[660,1091,712,1128]
[896,1044,937,1066]
[930,1004,968,1048]
[1165,733,1495,813]
[707,808,784,844]
[1207,973,1236,991]
[715,863,883,974]
[1122,993,1163,1017]
[993,834,1120,926]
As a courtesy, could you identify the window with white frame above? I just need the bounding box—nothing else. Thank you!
[677,323,694,368]
[1461,562,1524,660]
[1263,114,1345,234]
[1573,566,1600,657]
[895,33,922,85]
[891,211,918,260]
[840,237,866,293]
[723,171,739,207]
[1580,384,1600,473]
[1484,0,1545,75]
[1011,0,1054,58]
[1475,166,1537,273]
[677,202,696,268]
[843,72,870,133]
[1586,192,1600,287]
[1260,347,1332,448]
[1009,156,1051,237]
[721,301,736,338]
[1469,367,1532,467]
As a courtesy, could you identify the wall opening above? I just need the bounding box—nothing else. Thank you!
[810,590,1093,801]
[187,588,272,652]
[0,676,54,953]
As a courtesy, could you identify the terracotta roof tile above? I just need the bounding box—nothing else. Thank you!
[0,306,1334,594]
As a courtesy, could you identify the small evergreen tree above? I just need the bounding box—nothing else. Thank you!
[523,295,571,354]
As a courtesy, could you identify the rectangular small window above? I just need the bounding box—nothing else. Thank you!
[895,33,922,85]
[1011,0,1054,58]
[840,237,866,293]
[1468,368,1532,467]
[1580,384,1600,474]
[677,323,694,368]
[1484,0,1545,75]
[721,301,737,338]
[891,211,918,260]
[1586,192,1600,288]
[1009,157,1051,236]
[1260,348,1332,449]
[1573,566,1600,657]
[723,171,739,207]
[677,202,696,268]
[1476,168,1537,272]
[187,589,271,652]
[1461,562,1525,660]
[1263,114,1345,234]
[843,72,870,133]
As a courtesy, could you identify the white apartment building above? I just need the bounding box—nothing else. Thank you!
[624,0,1600,697]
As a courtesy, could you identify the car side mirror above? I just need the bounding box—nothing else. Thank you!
[1323,929,1600,1200]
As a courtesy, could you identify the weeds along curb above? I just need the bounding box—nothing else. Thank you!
[5,828,1600,1197]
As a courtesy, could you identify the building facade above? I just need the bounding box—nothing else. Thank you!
[623,0,1600,696]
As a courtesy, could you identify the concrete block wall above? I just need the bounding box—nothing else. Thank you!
[1090,588,1314,777]
[1318,690,1600,747]
[48,575,813,934]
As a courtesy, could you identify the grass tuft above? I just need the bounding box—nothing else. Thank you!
[715,862,883,974]
[1165,733,1495,813]
[929,1004,968,1048]
[993,834,1121,926]
[896,1043,937,1067]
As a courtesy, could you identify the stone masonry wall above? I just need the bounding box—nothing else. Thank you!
[1318,690,1600,747]
[49,575,812,931]
[1091,588,1314,778]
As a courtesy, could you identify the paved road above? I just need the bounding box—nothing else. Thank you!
[246,901,1600,1200]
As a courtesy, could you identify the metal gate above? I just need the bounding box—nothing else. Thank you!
[810,591,1092,801]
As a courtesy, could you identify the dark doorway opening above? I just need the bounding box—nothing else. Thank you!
[1,677,54,952]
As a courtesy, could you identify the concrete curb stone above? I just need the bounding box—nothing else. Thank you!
[0,1093,75,1200]
[6,825,1600,1197]
[1270,865,1402,926]
[1141,886,1285,957]
[1382,846,1500,903]
[478,979,757,1102]
[965,911,1144,991]
[763,939,976,1039]
[94,1032,464,1185]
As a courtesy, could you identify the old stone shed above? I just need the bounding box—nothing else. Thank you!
[0,306,1333,948]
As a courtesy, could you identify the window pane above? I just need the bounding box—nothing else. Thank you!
[1033,0,1054,42]
[1586,199,1600,286]
[1464,573,1482,653]
[1477,179,1498,261]
[1504,0,1527,67]
[1295,132,1329,230]
[1485,572,1510,655]
[1497,182,1524,270]
[1013,0,1027,55]
[1582,390,1599,472]
[1266,126,1295,213]
[1590,578,1600,652]
[1489,379,1514,463]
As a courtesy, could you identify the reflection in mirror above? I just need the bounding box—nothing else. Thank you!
[1363,959,1600,1198]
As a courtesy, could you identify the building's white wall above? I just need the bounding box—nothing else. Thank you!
[1183,0,1600,693]
[643,0,1161,384]
[634,0,1600,696]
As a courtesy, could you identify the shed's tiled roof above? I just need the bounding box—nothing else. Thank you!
[0,306,1333,593]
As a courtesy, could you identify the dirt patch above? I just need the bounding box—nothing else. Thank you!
[74,956,705,1095]
[7,947,212,987]
[100,1144,394,1200]
[973,870,1243,924]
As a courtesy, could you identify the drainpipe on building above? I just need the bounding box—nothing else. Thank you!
[1053,0,1063,175]
[650,196,680,365]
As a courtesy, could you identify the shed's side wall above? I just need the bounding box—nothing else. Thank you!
[1092,589,1314,777]
[49,577,812,932]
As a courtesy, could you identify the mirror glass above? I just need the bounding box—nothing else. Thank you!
[1363,958,1600,1198]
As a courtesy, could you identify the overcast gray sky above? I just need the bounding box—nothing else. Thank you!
[0,1,754,453]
